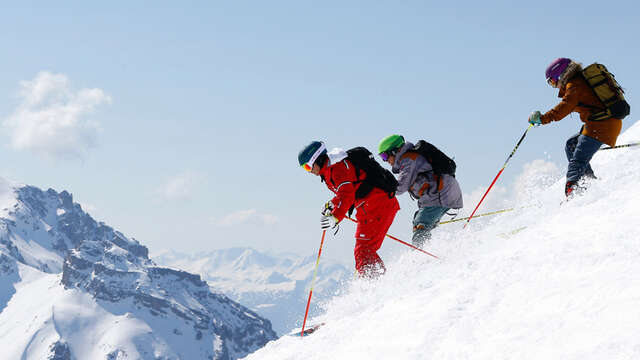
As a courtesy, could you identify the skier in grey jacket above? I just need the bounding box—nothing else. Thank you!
[378,134,463,247]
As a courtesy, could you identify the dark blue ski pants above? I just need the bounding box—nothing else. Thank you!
[565,133,602,183]
[412,206,449,248]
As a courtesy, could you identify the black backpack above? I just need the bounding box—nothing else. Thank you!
[345,147,398,199]
[410,140,456,176]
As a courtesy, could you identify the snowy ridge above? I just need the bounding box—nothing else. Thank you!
[0,185,277,359]
[153,248,350,335]
[247,120,640,360]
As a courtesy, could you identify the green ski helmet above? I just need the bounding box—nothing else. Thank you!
[298,141,327,171]
[378,134,405,156]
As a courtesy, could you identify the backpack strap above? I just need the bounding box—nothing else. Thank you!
[401,150,445,194]
[344,158,361,184]
[577,102,603,110]
[334,158,370,199]
[577,101,612,121]
[577,70,617,121]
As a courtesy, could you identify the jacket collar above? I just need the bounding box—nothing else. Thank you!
[319,148,347,181]
[391,142,415,173]
[558,61,583,95]
[327,147,347,164]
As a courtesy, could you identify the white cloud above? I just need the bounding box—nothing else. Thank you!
[2,71,112,160]
[215,209,279,227]
[156,172,200,201]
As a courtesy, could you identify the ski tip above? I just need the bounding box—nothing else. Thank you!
[289,322,326,337]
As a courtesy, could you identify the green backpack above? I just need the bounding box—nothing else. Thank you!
[581,63,630,121]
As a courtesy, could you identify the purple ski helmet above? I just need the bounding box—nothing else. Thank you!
[545,58,572,83]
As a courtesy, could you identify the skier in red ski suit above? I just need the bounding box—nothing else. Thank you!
[298,141,400,277]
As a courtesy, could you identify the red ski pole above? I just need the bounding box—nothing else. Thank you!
[464,124,533,229]
[346,217,439,259]
[301,230,326,337]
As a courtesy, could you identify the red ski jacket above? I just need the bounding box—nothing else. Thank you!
[319,158,394,222]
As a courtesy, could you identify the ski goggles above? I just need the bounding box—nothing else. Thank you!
[546,77,557,87]
[379,151,393,161]
[300,143,326,172]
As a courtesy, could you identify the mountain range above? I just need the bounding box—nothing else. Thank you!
[0,182,277,360]
[153,247,350,336]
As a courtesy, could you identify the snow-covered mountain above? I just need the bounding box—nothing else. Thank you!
[153,248,350,335]
[0,183,277,359]
[247,120,640,360]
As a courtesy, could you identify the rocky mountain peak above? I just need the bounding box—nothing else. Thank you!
[0,183,277,359]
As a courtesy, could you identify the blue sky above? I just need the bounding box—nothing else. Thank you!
[1,1,638,265]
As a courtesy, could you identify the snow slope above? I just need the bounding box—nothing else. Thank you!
[153,248,350,335]
[247,120,640,360]
[0,184,277,359]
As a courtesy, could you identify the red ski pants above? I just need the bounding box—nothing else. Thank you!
[353,195,399,277]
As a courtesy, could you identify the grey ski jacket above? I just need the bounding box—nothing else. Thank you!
[391,142,463,209]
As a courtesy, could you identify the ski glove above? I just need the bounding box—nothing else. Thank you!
[320,214,340,235]
[528,111,542,126]
[321,201,334,216]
